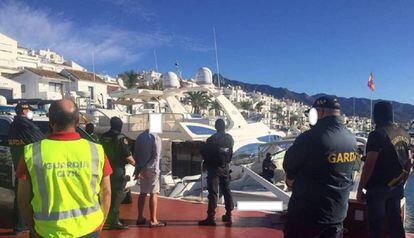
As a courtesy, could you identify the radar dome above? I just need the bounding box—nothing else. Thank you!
[162,72,180,89]
[195,67,213,85]
[0,96,7,106]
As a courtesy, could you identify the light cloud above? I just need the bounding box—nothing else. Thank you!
[174,36,214,52]
[99,0,156,21]
[0,1,211,69]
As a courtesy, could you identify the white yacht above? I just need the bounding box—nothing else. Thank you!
[87,67,284,176]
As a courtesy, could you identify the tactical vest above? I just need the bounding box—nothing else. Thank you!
[207,133,233,167]
[377,125,411,186]
[24,139,105,237]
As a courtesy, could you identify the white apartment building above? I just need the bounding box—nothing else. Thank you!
[0,33,18,74]
[223,86,249,103]
[143,70,162,85]
[61,69,108,108]
[0,75,21,100]
[11,68,70,100]
[0,33,86,75]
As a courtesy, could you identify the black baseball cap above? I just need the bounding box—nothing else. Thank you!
[312,96,340,110]
[15,102,35,114]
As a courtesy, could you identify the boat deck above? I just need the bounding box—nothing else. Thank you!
[0,192,413,238]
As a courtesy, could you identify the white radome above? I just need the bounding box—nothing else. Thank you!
[162,72,180,89]
[0,96,7,106]
[195,67,213,85]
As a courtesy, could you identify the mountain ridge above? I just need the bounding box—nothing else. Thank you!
[213,75,414,123]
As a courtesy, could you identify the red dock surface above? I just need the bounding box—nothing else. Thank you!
[0,192,413,238]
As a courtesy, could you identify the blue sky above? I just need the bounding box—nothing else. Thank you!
[1,0,414,104]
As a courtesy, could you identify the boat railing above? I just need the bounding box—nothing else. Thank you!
[241,165,291,209]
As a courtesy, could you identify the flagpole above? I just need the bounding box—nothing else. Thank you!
[353,97,355,117]
[370,91,373,130]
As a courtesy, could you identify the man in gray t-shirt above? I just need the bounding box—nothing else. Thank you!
[134,129,165,227]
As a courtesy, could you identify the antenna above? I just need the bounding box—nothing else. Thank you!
[174,61,182,79]
[154,49,159,72]
[92,50,96,82]
[213,27,221,88]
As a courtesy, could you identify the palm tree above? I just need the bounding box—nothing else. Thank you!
[118,70,139,88]
[184,92,211,115]
[209,100,222,116]
[255,101,264,112]
[239,100,253,118]
[240,100,253,111]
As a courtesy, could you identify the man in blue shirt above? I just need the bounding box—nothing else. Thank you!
[134,129,166,228]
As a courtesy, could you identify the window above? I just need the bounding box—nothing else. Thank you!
[48,82,62,93]
[88,86,94,99]
[186,125,216,135]
[233,143,260,161]
[257,135,280,143]
[21,85,26,93]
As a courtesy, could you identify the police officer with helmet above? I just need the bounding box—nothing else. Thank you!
[199,119,234,226]
[283,96,358,238]
[8,102,45,234]
[357,101,412,238]
[100,117,136,230]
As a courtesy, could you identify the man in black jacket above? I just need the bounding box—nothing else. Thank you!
[262,152,276,183]
[357,101,412,238]
[8,102,45,234]
[283,96,358,238]
[199,119,234,226]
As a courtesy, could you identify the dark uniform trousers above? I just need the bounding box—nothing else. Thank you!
[207,165,234,218]
[284,221,343,238]
[107,167,127,224]
[366,184,405,238]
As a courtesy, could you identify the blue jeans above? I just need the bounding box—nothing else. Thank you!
[366,184,405,238]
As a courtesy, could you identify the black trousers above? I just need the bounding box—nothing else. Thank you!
[284,219,343,238]
[107,168,127,224]
[262,171,274,183]
[207,167,234,218]
[366,184,405,238]
[13,178,25,231]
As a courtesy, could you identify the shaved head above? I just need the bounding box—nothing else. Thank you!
[49,99,79,132]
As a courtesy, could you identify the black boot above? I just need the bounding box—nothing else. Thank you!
[222,212,232,223]
[104,221,129,230]
[198,217,216,226]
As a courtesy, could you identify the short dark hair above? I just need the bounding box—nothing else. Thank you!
[110,116,123,132]
[215,119,226,132]
[49,100,79,131]
[373,101,393,126]
[85,123,95,134]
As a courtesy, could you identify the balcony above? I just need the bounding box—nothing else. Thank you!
[39,91,63,100]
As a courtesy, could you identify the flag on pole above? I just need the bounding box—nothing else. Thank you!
[367,72,375,91]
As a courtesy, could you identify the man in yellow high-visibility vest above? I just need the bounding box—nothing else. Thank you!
[16,99,113,238]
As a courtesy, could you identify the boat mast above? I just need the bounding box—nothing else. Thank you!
[154,49,159,72]
[213,27,221,89]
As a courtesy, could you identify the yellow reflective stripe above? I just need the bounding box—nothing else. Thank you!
[34,203,100,221]
[88,141,99,193]
[32,142,48,217]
